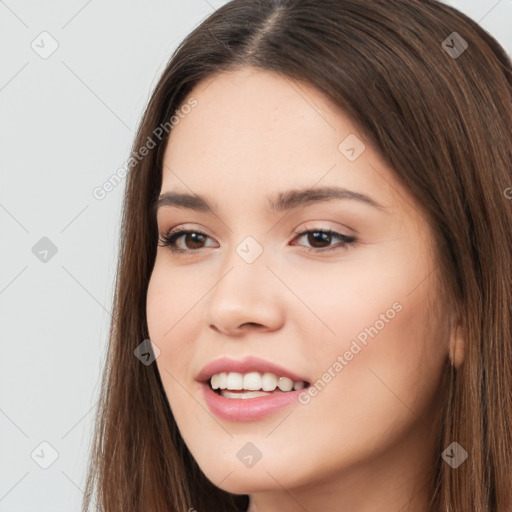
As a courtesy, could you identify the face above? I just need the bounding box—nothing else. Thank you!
[146,67,453,501]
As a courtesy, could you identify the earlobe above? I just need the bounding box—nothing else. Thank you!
[449,316,466,369]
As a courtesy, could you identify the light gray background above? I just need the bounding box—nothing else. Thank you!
[1,1,510,510]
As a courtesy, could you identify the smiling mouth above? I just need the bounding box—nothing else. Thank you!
[211,388,310,399]
[208,371,310,398]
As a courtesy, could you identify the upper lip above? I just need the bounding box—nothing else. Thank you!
[196,356,310,384]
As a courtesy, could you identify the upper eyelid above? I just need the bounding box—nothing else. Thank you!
[159,225,354,247]
[159,224,351,239]
[158,218,354,234]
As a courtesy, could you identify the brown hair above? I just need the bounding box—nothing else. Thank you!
[82,1,512,511]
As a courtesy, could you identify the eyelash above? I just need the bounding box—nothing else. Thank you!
[157,225,358,256]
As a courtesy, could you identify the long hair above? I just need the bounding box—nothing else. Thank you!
[82,1,512,510]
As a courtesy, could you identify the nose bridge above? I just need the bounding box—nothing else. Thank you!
[202,234,283,333]
[217,231,269,290]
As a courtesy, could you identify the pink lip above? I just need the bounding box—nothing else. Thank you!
[201,382,306,421]
[196,355,309,383]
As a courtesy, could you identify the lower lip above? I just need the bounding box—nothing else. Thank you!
[201,382,306,421]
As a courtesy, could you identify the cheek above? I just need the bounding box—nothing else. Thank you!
[284,242,435,363]
[146,261,201,343]
[274,245,448,463]
[305,271,444,415]
[146,261,206,411]
[146,267,172,347]
[146,264,197,397]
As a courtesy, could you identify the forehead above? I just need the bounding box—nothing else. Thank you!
[164,67,347,161]
[160,67,412,220]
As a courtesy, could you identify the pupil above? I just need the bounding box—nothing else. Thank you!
[187,233,204,249]
[309,231,330,248]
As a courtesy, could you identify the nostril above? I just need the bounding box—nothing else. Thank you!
[240,322,264,331]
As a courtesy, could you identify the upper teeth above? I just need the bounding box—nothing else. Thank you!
[210,372,306,392]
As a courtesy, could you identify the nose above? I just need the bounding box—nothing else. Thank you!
[202,249,284,336]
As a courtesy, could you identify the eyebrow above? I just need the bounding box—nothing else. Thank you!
[153,186,386,214]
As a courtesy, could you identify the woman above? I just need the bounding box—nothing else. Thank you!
[82,1,512,510]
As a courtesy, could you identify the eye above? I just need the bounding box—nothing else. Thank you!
[291,226,357,254]
[158,228,216,255]
[157,225,358,255]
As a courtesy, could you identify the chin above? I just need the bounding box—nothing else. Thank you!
[206,468,285,494]
[196,450,313,495]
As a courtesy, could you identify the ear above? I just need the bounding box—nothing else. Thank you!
[449,315,466,369]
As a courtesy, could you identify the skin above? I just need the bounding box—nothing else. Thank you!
[146,67,465,512]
